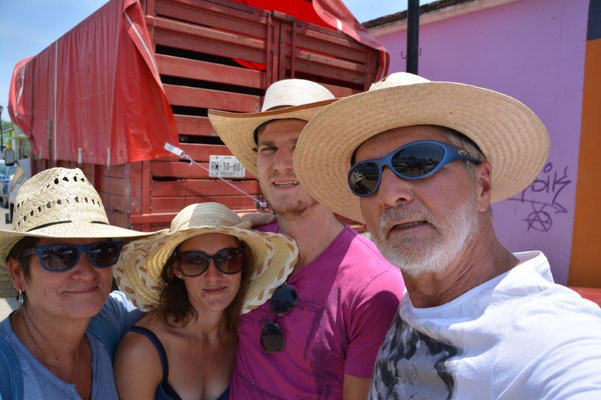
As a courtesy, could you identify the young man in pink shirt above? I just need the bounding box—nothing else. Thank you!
[209,79,404,399]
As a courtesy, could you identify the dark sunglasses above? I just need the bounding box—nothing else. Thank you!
[260,283,297,353]
[174,247,245,277]
[20,240,125,272]
[348,140,480,197]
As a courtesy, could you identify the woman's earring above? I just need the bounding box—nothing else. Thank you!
[17,290,24,305]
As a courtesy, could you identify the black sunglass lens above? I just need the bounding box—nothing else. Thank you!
[392,143,445,178]
[215,248,244,274]
[42,246,78,271]
[349,162,380,196]
[178,252,210,276]
[89,242,122,267]
[270,284,297,316]
[261,321,285,353]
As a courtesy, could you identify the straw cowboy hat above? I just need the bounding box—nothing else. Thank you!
[208,79,336,176]
[114,202,298,313]
[0,167,153,298]
[293,72,550,223]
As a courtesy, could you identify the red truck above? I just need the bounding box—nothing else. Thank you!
[8,0,387,231]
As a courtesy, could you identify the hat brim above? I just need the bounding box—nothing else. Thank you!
[115,226,298,313]
[294,82,550,223]
[208,99,337,177]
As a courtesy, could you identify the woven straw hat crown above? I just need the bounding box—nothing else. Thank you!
[13,167,107,232]
[261,79,335,111]
[169,202,247,232]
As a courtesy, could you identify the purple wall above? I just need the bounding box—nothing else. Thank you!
[372,0,589,284]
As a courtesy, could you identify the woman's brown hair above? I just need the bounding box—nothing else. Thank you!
[158,238,250,332]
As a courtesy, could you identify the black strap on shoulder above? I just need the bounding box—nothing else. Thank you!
[0,335,23,400]
[128,326,170,382]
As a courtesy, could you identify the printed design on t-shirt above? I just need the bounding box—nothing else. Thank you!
[370,313,459,400]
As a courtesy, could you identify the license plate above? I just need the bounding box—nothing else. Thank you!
[209,155,246,178]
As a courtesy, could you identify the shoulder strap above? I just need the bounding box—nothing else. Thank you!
[127,326,170,382]
[87,312,120,360]
[0,335,23,400]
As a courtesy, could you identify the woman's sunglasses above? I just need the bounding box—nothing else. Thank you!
[348,140,480,197]
[261,283,297,353]
[174,247,245,277]
[20,240,125,272]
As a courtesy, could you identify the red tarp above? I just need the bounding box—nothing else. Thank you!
[235,0,389,78]
[8,0,387,165]
[8,0,178,166]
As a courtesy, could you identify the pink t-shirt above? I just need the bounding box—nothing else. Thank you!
[230,222,404,399]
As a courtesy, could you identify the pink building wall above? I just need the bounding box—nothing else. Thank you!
[371,0,590,284]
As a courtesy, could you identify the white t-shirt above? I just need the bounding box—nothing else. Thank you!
[369,251,601,400]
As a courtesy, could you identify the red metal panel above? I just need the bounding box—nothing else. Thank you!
[152,17,266,63]
[320,83,358,98]
[174,115,214,136]
[291,57,365,85]
[99,192,128,212]
[164,85,261,112]
[151,179,261,197]
[570,287,601,306]
[96,176,126,196]
[151,195,258,212]
[156,54,264,88]
[156,0,267,38]
[151,161,254,179]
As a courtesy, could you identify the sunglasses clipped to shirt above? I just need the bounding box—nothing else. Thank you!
[260,283,297,353]
[174,247,245,277]
[20,240,126,272]
[348,140,481,197]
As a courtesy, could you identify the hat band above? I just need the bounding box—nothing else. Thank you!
[26,220,109,232]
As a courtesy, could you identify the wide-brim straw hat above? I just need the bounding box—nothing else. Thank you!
[0,167,153,298]
[208,79,336,176]
[293,72,550,223]
[114,202,298,313]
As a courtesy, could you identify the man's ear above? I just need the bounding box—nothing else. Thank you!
[474,161,492,212]
[7,258,26,292]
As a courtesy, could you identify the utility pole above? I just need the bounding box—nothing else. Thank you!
[406,0,420,74]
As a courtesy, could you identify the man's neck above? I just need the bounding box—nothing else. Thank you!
[404,227,519,308]
[276,205,344,271]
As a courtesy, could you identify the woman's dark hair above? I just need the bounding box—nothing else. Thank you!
[158,239,251,331]
[6,236,41,280]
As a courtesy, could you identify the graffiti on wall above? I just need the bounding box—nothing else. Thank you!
[507,163,572,232]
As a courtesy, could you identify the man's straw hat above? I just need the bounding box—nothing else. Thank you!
[114,202,298,313]
[0,167,153,298]
[208,79,336,176]
[293,72,550,223]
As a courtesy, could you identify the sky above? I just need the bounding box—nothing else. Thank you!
[0,0,434,123]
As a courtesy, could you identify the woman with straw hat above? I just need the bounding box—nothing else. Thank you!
[113,202,298,400]
[0,167,154,400]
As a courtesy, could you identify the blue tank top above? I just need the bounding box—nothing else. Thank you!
[128,326,230,400]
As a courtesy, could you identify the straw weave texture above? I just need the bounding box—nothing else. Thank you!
[114,202,298,313]
[294,77,550,223]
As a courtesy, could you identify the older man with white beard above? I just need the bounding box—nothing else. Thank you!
[294,72,601,399]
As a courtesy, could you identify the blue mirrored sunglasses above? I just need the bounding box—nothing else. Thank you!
[20,240,125,272]
[348,140,480,197]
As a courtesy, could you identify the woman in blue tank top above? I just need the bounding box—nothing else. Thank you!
[113,202,298,400]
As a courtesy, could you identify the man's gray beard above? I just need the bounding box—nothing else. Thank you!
[374,196,478,277]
